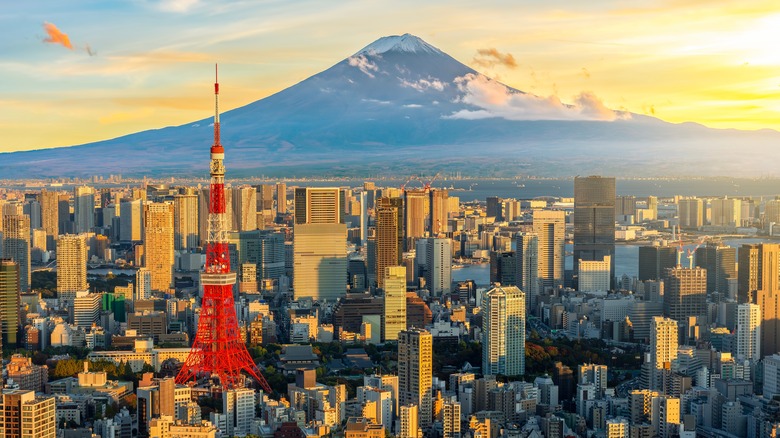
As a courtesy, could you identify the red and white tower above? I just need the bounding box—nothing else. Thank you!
[176,66,272,393]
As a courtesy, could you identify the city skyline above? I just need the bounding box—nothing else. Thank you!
[2,1,779,153]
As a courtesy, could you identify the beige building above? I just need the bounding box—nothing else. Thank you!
[294,187,342,225]
[292,223,347,301]
[578,256,612,292]
[650,317,678,390]
[144,202,174,292]
[678,198,703,229]
[2,214,31,292]
[533,210,565,290]
[482,285,526,376]
[231,186,257,232]
[5,355,48,393]
[56,234,88,295]
[400,404,422,438]
[149,416,217,438]
[710,197,741,227]
[404,189,428,242]
[174,191,199,251]
[0,389,56,438]
[399,328,433,430]
[39,189,59,249]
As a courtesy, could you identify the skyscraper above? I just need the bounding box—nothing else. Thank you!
[174,191,199,251]
[532,210,565,290]
[56,234,88,296]
[423,237,451,296]
[231,186,257,232]
[573,176,616,287]
[2,214,31,292]
[398,328,433,430]
[404,189,428,242]
[650,316,678,390]
[143,202,174,292]
[752,244,780,356]
[73,291,101,329]
[515,233,538,313]
[119,199,144,242]
[293,223,347,301]
[429,189,449,236]
[0,259,21,347]
[294,187,342,225]
[639,245,678,281]
[73,185,95,234]
[383,266,407,341]
[276,182,287,216]
[376,197,403,289]
[736,303,761,362]
[39,189,59,250]
[482,285,526,376]
[695,243,736,293]
[663,267,707,323]
[678,198,704,229]
[710,197,742,227]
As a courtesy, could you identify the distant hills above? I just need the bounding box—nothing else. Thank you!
[2,33,778,178]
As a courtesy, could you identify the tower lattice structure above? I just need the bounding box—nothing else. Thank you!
[176,66,272,393]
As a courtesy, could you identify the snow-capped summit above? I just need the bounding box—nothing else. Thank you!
[354,33,443,56]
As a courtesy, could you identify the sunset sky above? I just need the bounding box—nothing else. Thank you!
[2,0,779,153]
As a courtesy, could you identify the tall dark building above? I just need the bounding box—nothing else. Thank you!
[0,259,21,348]
[486,196,502,220]
[615,195,636,217]
[638,246,678,281]
[376,197,404,289]
[573,176,616,287]
[489,251,516,286]
[695,243,736,294]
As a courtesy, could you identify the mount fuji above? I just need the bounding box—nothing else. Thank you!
[2,33,778,178]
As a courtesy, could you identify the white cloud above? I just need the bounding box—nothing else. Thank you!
[155,0,199,13]
[400,77,446,92]
[446,73,629,122]
[403,104,422,108]
[348,54,379,78]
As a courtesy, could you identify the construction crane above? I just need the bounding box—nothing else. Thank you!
[423,172,441,191]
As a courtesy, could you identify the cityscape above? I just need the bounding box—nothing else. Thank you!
[3,2,780,438]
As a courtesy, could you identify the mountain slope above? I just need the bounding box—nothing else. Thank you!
[2,33,778,178]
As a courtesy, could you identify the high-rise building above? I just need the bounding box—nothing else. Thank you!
[232,186,257,232]
[2,214,31,292]
[639,245,678,281]
[753,244,780,356]
[482,285,525,376]
[578,363,608,397]
[429,189,449,236]
[223,388,255,437]
[533,210,565,290]
[56,234,88,296]
[174,191,199,251]
[650,317,678,390]
[144,202,174,292]
[711,197,742,227]
[276,183,287,216]
[57,193,71,235]
[398,328,433,430]
[400,404,421,438]
[735,303,761,362]
[73,185,95,234]
[695,243,736,293]
[294,187,342,225]
[423,238,451,296]
[119,199,144,242]
[39,189,59,250]
[254,184,274,211]
[578,256,611,292]
[383,266,407,342]
[6,355,49,393]
[0,389,56,438]
[376,197,403,289]
[234,230,286,281]
[135,267,152,301]
[515,232,538,312]
[663,267,707,323]
[573,176,616,287]
[405,189,428,243]
[489,251,516,286]
[653,396,680,438]
[615,195,636,217]
[442,401,461,438]
[293,223,347,301]
[73,291,101,329]
[678,198,703,229]
[0,260,21,347]
[606,418,629,438]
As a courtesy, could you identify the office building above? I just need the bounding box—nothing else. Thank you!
[422,238,451,296]
[711,197,742,227]
[276,183,287,215]
[294,187,342,225]
[639,245,678,281]
[173,191,199,251]
[404,189,428,242]
[429,189,449,235]
[578,256,611,292]
[120,199,144,242]
[678,198,703,229]
[755,244,780,356]
[650,317,678,390]
[482,285,526,376]
[232,186,257,232]
[144,202,174,292]
[2,214,31,292]
[39,189,59,249]
[223,388,255,437]
[663,267,707,323]
[532,210,565,290]
[0,390,56,438]
[398,328,433,430]
[573,176,615,287]
[293,223,347,301]
[695,243,736,293]
[73,291,101,329]
[616,195,636,217]
[489,251,516,286]
[735,303,761,362]
[515,232,538,311]
[376,197,403,289]
[56,234,88,296]
[383,266,407,341]
[578,363,608,397]
[0,260,21,347]
[73,185,95,234]
[234,230,286,281]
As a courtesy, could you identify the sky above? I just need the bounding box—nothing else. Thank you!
[2,0,779,153]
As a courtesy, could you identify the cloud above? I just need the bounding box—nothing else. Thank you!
[472,48,517,69]
[155,0,199,13]
[42,22,73,49]
[400,77,446,92]
[348,54,379,78]
[403,104,423,108]
[580,67,591,79]
[446,73,629,122]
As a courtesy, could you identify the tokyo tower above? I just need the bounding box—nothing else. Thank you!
[176,66,272,393]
